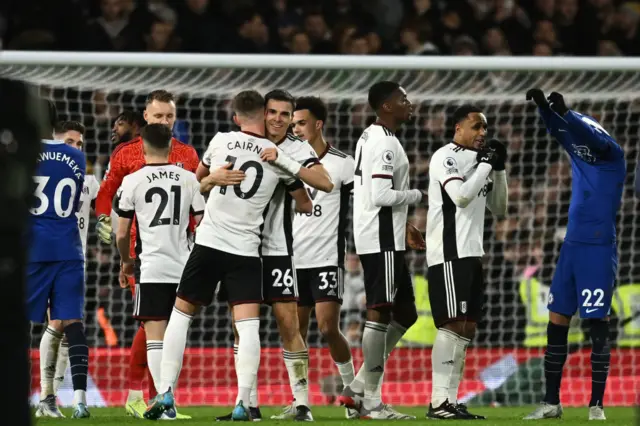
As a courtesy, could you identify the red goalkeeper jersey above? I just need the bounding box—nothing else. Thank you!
[95,136,199,258]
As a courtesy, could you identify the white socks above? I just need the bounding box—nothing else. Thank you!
[235,318,261,405]
[235,343,259,407]
[449,331,470,404]
[431,328,469,407]
[40,326,63,399]
[53,340,69,394]
[160,308,193,393]
[146,340,163,394]
[335,359,355,387]
[351,320,407,402]
[283,349,310,407]
[361,321,388,410]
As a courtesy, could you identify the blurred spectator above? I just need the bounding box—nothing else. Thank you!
[304,9,335,53]
[610,2,640,55]
[85,0,143,51]
[398,20,439,55]
[3,0,637,58]
[289,31,312,54]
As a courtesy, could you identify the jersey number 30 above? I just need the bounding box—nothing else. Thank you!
[30,176,78,217]
[219,155,263,200]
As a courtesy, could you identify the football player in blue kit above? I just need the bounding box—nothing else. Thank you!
[26,100,90,418]
[524,89,626,421]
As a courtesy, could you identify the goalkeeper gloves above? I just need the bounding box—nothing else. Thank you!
[96,214,113,244]
[487,139,507,171]
[525,88,549,109]
[476,148,501,170]
[547,91,569,116]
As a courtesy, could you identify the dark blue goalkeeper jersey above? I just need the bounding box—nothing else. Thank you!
[539,108,626,245]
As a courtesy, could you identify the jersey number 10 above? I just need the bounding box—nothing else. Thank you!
[219,155,263,200]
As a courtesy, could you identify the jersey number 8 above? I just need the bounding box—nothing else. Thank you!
[30,176,78,218]
[219,155,263,200]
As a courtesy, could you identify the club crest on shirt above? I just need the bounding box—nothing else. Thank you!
[571,144,595,163]
[383,150,394,164]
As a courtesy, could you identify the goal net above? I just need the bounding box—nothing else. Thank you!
[2,53,638,408]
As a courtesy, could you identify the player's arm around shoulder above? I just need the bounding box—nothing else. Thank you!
[292,142,334,193]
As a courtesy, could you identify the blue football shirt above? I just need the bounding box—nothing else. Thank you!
[539,108,626,245]
[28,140,86,262]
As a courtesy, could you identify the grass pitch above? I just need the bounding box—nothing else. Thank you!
[34,405,637,425]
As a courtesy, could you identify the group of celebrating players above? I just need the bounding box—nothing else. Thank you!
[26,81,625,421]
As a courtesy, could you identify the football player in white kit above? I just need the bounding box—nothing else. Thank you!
[270,96,357,420]
[425,105,507,420]
[35,121,99,418]
[207,90,334,422]
[145,90,313,421]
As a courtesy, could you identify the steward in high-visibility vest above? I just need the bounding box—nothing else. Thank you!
[611,283,640,347]
[398,274,438,347]
[519,265,583,347]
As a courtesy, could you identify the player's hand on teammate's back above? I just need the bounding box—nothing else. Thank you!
[547,92,569,116]
[96,214,113,244]
[525,88,549,109]
[210,162,246,186]
[406,222,426,250]
[260,147,278,162]
[487,139,507,171]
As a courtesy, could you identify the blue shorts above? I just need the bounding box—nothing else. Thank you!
[26,260,85,323]
[548,242,616,319]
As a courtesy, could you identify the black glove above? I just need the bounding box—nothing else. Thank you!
[487,139,507,171]
[526,88,549,109]
[547,91,569,116]
[476,148,500,169]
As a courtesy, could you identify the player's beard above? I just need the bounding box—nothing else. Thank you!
[113,131,133,146]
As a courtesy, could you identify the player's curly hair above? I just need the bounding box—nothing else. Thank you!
[368,81,400,111]
[115,110,146,128]
[55,120,85,135]
[295,96,328,123]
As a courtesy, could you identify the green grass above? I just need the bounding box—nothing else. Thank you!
[34,405,637,425]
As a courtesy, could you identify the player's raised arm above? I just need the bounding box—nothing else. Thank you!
[370,137,423,207]
[485,139,508,218]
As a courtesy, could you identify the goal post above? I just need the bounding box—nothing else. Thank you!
[2,52,638,408]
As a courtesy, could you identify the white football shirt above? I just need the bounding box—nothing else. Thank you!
[353,124,417,254]
[426,142,493,266]
[293,145,354,269]
[77,174,99,255]
[114,164,205,283]
[261,134,320,257]
[197,131,298,257]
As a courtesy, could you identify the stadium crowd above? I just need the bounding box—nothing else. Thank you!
[3,0,640,56]
[15,0,639,353]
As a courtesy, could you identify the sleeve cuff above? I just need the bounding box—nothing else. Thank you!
[303,158,320,168]
[442,176,463,187]
[114,207,134,219]
[286,179,305,192]
[372,174,392,179]
[191,209,204,216]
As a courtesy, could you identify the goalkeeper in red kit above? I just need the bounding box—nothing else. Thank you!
[95,90,199,419]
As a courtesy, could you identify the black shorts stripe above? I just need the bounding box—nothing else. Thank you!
[440,183,459,260]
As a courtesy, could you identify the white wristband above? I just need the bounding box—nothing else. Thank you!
[274,151,302,176]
